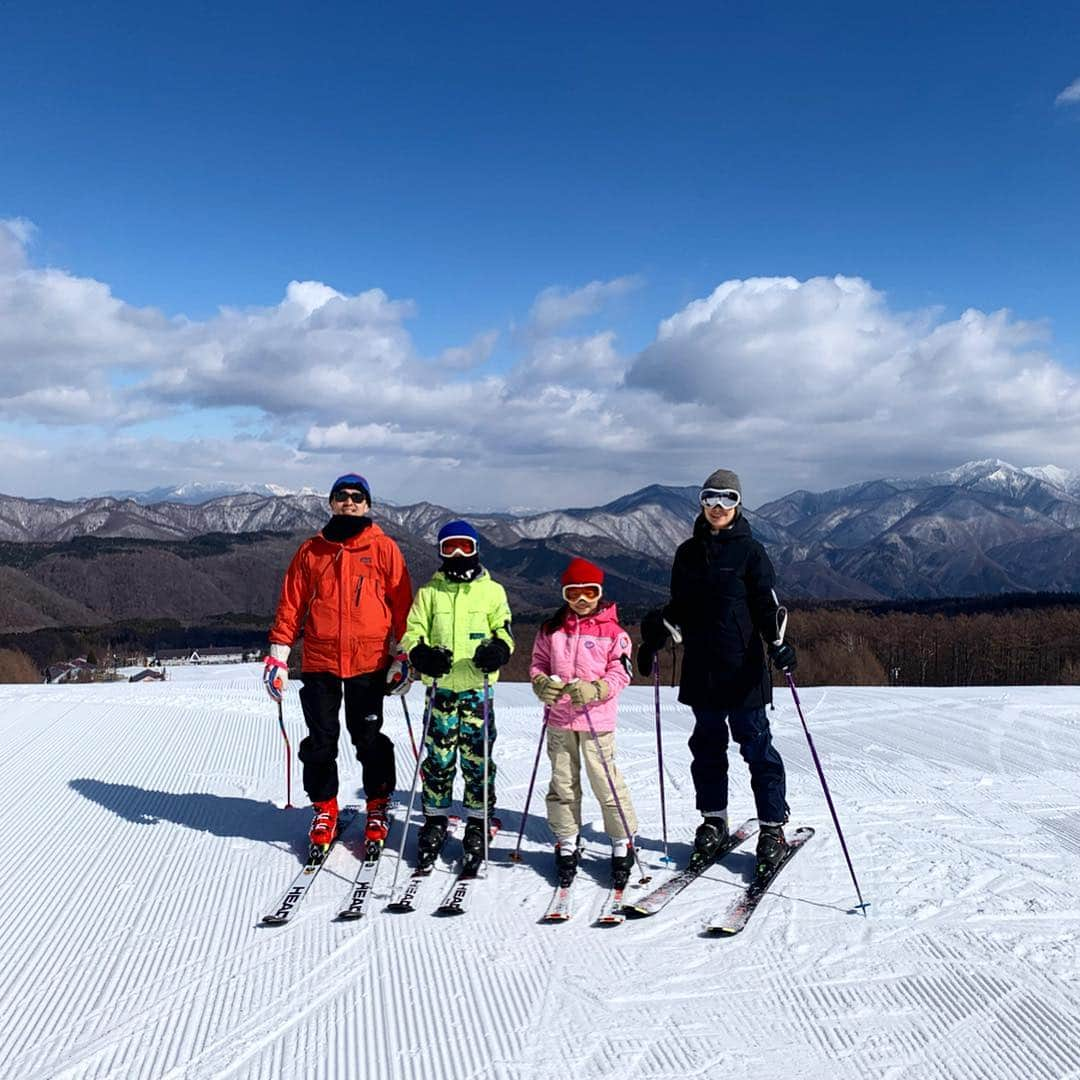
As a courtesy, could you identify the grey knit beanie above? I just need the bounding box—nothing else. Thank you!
[702,468,741,496]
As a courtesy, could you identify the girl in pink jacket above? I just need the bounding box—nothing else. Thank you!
[530,557,638,888]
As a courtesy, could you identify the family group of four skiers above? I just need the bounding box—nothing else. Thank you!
[262,468,798,891]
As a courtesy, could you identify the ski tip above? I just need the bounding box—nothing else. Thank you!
[848,901,872,917]
[260,915,288,926]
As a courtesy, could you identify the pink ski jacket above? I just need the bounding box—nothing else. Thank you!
[529,602,633,732]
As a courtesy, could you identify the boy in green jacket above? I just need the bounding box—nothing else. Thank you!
[400,520,514,866]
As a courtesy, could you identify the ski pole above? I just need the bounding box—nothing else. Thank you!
[580,701,651,885]
[482,674,491,872]
[276,700,294,809]
[651,655,672,865]
[785,672,869,917]
[389,679,439,896]
[400,696,420,761]
[509,704,550,863]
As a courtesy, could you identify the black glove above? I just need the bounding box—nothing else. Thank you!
[473,637,511,674]
[640,607,672,651]
[409,641,454,678]
[768,641,797,672]
[636,643,658,678]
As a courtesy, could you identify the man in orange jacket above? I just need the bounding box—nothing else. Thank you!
[263,473,413,849]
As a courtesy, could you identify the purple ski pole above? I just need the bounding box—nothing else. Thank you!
[651,655,673,865]
[581,701,651,885]
[785,672,869,916]
[509,705,550,863]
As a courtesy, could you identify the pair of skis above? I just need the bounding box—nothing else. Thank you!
[621,818,814,933]
[540,869,633,925]
[261,807,376,926]
[388,817,502,915]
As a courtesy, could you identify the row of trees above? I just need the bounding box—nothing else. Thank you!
[773,605,1080,687]
[3,601,1079,687]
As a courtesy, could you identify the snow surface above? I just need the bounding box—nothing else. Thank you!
[3,666,1079,1080]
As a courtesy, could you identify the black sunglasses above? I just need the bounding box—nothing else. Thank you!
[332,490,368,504]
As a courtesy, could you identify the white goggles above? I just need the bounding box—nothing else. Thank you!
[700,488,741,510]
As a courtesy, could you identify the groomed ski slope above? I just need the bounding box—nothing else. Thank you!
[2,666,1079,1080]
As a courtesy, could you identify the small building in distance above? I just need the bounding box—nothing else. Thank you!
[153,647,245,665]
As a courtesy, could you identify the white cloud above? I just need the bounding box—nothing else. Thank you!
[2,222,1079,508]
[0,218,35,272]
[1055,77,1080,106]
[528,275,643,334]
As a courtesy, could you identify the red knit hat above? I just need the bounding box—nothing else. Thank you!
[561,557,604,586]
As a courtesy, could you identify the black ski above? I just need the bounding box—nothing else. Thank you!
[435,817,502,915]
[387,815,462,913]
[706,826,814,934]
[261,807,360,925]
[335,840,385,920]
[623,818,757,918]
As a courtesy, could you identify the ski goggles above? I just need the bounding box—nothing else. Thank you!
[700,488,741,510]
[562,584,602,602]
[331,489,369,504]
[439,535,478,557]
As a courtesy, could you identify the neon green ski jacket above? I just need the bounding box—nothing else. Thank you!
[400,569,514,691]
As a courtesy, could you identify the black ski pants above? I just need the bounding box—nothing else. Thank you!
[298,670,395,803]
[688,705,788,825]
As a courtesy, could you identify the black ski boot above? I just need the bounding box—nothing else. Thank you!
[416,815,449,869]
[610,847,635,890]
[462,817,487,861]
[688,817,729,869]
[755,824,788,875]
[554,838,580,887]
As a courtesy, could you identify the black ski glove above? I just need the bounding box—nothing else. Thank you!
[409,641,454,678]
[768,641,797,672]
[640,607,672,651]
[636,643,658,678]
[472,637,511,674]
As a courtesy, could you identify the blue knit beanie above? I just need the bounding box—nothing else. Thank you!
[329,473,371,503]
[437,519,479,546]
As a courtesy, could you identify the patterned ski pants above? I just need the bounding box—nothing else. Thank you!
[420,687,497,814]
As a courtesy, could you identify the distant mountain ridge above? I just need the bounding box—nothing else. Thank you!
[2,460,1080,634]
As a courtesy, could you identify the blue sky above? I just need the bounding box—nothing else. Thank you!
[1,2,1079,507]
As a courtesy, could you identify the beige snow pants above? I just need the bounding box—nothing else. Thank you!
[545,727,637,841]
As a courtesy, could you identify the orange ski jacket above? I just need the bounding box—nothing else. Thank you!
[268,521,412,677]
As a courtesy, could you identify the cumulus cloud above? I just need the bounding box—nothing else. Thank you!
[528,275,643,334]
[2,221,1079,508]
[1055,77,1080,106]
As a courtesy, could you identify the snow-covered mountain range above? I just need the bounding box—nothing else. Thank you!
[2,460,1080,613]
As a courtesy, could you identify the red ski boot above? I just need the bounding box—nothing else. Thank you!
[364,796,390,845]
[309,797,339,848]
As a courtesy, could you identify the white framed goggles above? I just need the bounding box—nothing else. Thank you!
[439,535,478,557]
[700,488,741,510]
[562,583,602,602]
